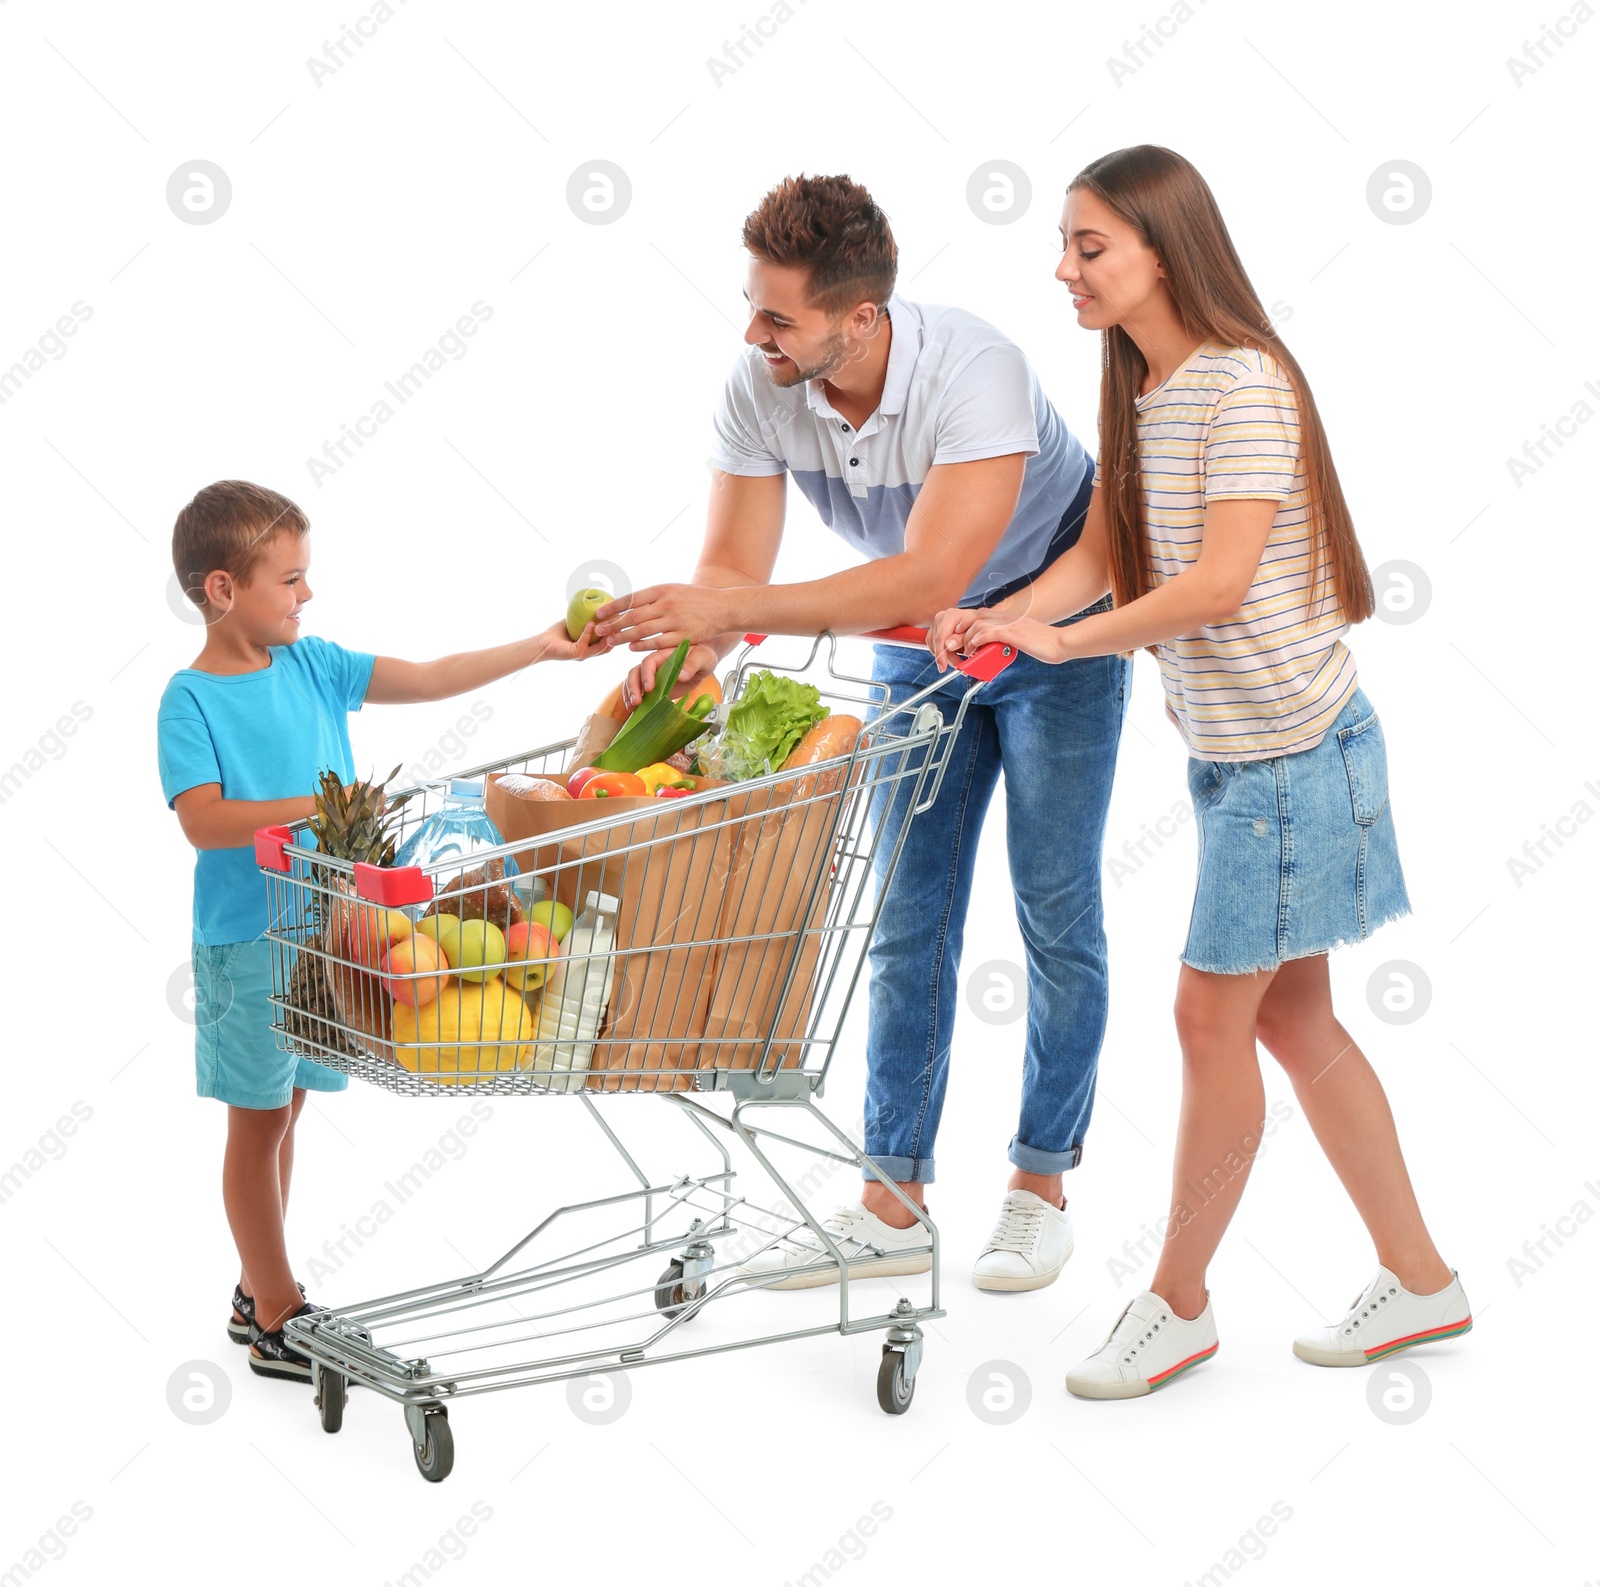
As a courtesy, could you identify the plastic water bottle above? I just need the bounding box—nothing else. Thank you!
[394,777,515,874]
[528,890,618,1092]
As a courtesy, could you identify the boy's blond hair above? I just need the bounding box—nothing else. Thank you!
[172,480,309,611]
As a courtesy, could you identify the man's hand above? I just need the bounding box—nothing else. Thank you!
[532,615,610,663]
[620,642,721,713]
[593,585,734,652]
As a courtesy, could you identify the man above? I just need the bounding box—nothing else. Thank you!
[594,174,1127,1291]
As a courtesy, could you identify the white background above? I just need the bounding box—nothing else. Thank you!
[2,0,1596,1582]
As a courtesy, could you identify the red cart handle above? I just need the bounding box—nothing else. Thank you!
[742,626,1016,683]
[253,826,433,907]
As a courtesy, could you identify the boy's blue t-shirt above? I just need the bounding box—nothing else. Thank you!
[158,636,376,944]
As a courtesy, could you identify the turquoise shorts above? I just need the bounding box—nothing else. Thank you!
[193,939,348,1110]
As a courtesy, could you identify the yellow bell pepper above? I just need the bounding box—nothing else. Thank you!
[637,761,687,796]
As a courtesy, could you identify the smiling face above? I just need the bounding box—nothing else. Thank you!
[742,256,879,387]
[1055,185,1171,332]
[202,529,312,645]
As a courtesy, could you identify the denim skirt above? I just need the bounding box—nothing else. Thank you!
[1182,687,1410,976]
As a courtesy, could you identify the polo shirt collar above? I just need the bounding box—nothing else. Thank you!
[804,294,916,419]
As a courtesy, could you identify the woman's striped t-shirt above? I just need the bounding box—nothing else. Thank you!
[1094,340,1359,762]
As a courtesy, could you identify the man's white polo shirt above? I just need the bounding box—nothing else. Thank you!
[709,294,1094,606]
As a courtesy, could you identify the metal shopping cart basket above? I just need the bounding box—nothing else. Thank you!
[256,626,1013,1481]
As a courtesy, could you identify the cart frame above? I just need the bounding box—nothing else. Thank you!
[261,628,1013,1479]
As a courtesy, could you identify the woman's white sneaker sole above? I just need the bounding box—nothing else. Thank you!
[973,1241,1075,1292]
[1293,1315,1473,1367]
[1066,1339,1219,1399]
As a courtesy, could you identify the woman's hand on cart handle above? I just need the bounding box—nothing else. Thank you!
[739,624,1017,682]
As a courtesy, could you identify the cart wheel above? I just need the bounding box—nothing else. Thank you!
[877,1347,915,1415]
[317,1369,346,1434]
[654,1259,698,1319]
[412,1408,453,1482]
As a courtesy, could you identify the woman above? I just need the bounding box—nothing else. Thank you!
[930,145,1469,1397]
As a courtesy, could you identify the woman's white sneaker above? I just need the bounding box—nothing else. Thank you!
[1065,1291,1219,1399]
[1293,1266,1472,1367]
[972,1190,1075,1291]
[735,1203,933,1291]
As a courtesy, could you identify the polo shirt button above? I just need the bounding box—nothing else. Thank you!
[840,422,850,431]
[849,458,859,466]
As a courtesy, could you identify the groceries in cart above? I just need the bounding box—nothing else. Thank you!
[394,775,517,872]
[272,638,872,1091]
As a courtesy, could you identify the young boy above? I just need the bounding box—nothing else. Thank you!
[158,480,600,1381]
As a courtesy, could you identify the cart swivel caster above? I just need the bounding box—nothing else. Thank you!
[313,1365,347,1434]
[877,1300,924,1415]
[654,1224,714,1320]
[406,1405,453,1482]
[653,1259,706,1320]
[877,1347,915,1414]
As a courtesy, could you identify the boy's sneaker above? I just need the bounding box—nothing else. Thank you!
[972,1190,1074,1291]
[249,1302,320,1383]
[228,1281,309,1344]
[736,1203,932,1291]
[1293,1266,1472,1367]
[1066,1290,1219,1399]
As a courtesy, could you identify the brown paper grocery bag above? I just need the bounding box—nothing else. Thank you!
[699,763,851,1074]
[485,774,736,1091]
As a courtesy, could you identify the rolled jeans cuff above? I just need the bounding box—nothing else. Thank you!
[861,1152,935,1186]
[1008,1136,1083,1175]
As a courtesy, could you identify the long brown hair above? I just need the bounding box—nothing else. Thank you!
[1072,145,1372,624]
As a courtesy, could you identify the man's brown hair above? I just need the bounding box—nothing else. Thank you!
[742,174,898,316]
[172,480,309,610]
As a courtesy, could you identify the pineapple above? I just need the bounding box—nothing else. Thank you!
[308,765,411,866]
[284,766,412,1056]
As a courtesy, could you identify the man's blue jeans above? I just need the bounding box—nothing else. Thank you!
[862,605,1129,1184]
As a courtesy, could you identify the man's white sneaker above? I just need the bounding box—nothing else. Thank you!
[1065,1290,1219,1399]
[735,1203,933,1291]
[1293,1266,1472,1367]
[972,1190,1075,1291]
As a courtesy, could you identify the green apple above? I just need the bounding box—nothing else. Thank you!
[453,919,507,982]
[566,587,610,641]
[416,913,462,968]
[526,899,574,944]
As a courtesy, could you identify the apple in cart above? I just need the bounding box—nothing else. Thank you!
[566,766,604,799]
[347,905,413,970]
[452,919,507,983]
[380,932,449,1008]
[416,913,462,966]
[525,899,573,944]
[504,920,562,992]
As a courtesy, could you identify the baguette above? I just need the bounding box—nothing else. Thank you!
[782,715,863,769]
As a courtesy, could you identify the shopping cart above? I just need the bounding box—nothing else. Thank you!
[256,626,1014,1481]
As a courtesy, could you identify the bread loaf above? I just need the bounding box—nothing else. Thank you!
[495,774,573,802]
[781,715,863,769]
